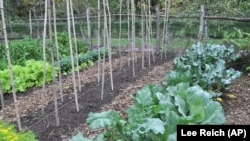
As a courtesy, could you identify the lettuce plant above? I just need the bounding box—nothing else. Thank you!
[0,60,57,94]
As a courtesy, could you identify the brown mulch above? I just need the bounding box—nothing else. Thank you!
[76,59,250,140]
[222,74,250,124]
[0,50,249,141]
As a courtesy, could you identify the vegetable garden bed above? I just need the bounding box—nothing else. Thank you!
[0,51,177,140]
[1,44,249,141]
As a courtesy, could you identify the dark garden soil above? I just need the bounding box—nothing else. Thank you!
[0,50,249,141]
[0,51,178,141]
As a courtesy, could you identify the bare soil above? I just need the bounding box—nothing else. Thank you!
[0,50,249,141]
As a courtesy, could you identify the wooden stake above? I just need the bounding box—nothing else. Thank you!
[119,0,123,70]
[41,0,48,114]
[97,0,101,83]
[52,0,63,102]
[70,0,81,92]
[67,0,79,112]
[161,0,171,59]
[0,0,22,130]
[127,0,131,67]
[48,0,60,126]
[131,0,136,77]
[156,4,161,50]
[29,10,32,37]
[86,1,92,49]
[141,0,145,69]
[105,0,114,90]
[197,4,204,44]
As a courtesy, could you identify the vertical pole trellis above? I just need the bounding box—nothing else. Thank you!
[66,0,79,112]
[148,0,155,63]
[105,0,114,91]
[48,0,60,126]
[52,0,63,102]
[156,4,161,50]
[29,10,32,37]
[127,0,131,67]
[131,0,136,77]
[97,0,101,83]
[101,0,107,100]
[70,0,81,92]
[41,0,48,115]
[119,0,123,70]
[141,0,145,69]
[86,0,92,49]
[0,0,22,130]
[161,0,171,59]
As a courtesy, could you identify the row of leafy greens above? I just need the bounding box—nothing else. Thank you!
[0,47,108,94]
[71,43,242,141]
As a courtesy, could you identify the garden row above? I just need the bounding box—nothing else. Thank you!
[0,48,107,94]
[0,32,88,70]
[0,32,108,94]
[71,43,242,141]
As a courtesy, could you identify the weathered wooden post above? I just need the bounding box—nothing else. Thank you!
[197,4,205,44]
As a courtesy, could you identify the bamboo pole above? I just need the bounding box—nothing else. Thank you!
[141,0,145,69]
[0,0,22,130]
[131,0,136,77]
[148,0,155,63]
[105,0,114,90]
[97,0,101,83]
[118,0,123,69]
[145,0,151,67]
[161,0,171,59]
[161,1,167,60]
[29,10,32,37]
[0,82,6,120]
[48,0,59,126]
[52,0,63,102]
[41,0,48,114]
[101,0,108,100]
[86,0,92,49]
[127,0,131,67]
[67,0,79,112]
[70,0,81,92]
[156,4,160,50]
